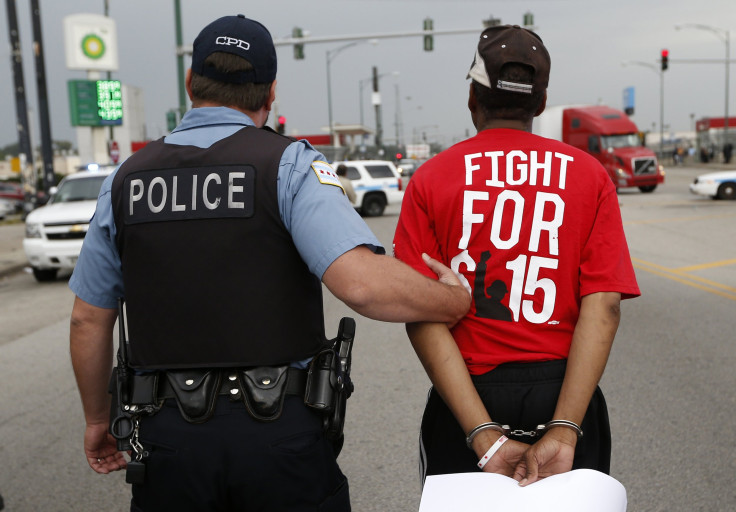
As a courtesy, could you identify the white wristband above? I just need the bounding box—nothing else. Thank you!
[477,435,508,469]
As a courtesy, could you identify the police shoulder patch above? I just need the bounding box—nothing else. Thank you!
[311,161,344,192]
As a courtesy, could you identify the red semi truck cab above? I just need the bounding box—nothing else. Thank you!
[534,105,665,193]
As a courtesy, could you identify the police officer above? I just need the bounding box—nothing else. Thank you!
[68,15,469,511]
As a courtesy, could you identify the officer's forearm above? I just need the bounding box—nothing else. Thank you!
[69,296,118,425]
[323,246,470,323]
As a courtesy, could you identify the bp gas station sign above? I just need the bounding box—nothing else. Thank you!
[63,13,119,71]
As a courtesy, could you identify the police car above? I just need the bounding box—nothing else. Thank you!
[23,167,114,282]
[689,170,736,200]
[332,160,404,217]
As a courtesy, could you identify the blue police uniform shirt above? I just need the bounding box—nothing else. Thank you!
[69,106,384,310]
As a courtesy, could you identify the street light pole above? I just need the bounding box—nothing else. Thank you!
[326,40,377,146]
[358,71,398,129]
[621,60,665,159]
[676,24,731,155]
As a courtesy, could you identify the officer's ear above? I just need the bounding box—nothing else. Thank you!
[185,68,194,102]
[265,80,277,112]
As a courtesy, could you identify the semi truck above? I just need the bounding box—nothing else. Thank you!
[533,105,665,192]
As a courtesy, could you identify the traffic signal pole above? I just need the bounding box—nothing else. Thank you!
[5,0,34,189]
[174,0,187,121]
[179,27,484,55]
[30,0,55,192]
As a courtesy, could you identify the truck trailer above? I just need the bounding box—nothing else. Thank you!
[533,105,665,192]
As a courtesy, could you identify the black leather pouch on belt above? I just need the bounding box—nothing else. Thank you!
[238,365,289,421]
[162,370,221,423]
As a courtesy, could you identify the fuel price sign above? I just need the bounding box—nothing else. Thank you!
[68,79,123,126]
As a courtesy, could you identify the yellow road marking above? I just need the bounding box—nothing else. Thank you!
[677,258,736,272]
[623,211,736,226]
[631,257,736,301]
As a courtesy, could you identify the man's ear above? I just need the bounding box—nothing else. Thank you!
[534,90,547,117]
[468,82,477,113]
[468,81,479,129]
[468,83,479,128]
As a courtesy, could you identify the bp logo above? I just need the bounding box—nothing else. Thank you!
[81,33,106,60]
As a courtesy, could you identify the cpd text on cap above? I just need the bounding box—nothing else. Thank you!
[215,36,250,50]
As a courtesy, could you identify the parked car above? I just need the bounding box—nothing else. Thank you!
[23,169,113,282]
[0,182,24,212]
[689,170,736,200]
[332,160,404,217]
[0,198,14,219]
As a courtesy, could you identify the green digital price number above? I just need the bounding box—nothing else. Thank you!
[68,79,123,126]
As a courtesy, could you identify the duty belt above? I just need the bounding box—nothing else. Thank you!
[154,366,308,423]
[157,367,307,402]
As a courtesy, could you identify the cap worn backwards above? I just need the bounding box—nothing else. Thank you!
[467,24,550,95]
[191,14,277,84]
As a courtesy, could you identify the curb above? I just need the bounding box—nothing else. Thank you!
[0,262,28,279]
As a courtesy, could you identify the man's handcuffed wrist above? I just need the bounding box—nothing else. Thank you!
[466,422,509,449]
[536,419,584,438]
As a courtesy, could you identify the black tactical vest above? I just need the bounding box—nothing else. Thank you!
[110,127,326,369]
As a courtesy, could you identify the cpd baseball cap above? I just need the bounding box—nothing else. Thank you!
[467,24,550,95]
[191,14,277,84]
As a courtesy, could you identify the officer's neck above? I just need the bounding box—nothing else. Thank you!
[191,100,268,128]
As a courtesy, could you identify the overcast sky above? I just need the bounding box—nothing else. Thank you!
[2,0,735,152]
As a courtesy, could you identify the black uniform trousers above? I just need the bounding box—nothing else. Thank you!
[419,359,611,481]
[130,395,350,511]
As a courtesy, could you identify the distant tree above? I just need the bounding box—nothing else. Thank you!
[53,140,74,153]
[0,142,20,159]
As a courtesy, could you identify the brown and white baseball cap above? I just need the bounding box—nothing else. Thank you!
[467,24,550,95]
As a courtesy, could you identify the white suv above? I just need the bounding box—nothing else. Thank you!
[23,168,113,282]
[333,160,404,217]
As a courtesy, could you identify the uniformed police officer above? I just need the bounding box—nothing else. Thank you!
[69,15,470,511]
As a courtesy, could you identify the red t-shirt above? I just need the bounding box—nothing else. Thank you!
[393,128,641,375]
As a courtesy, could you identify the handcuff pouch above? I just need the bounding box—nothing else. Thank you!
[164,370,221,423]
[239,365,289,421]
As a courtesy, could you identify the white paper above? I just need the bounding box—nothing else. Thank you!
[418,469,627,512]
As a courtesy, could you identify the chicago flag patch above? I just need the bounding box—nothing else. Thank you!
[311,161,344,192]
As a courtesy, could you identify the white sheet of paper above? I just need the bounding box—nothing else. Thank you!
[418,469,627,512]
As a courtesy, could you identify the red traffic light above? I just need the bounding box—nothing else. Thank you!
[661,49,669,57]
[278,115,286,124]
[396,153,403,160]
[660,49,669,71]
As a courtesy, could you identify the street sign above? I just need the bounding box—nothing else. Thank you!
[109,141,120,164]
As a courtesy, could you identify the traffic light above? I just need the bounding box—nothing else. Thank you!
[277,115,286,134]
[423,18,434,52]
[292,27,304,60]
[396,152,403,160]
[661,49,669,71]
[523,12,534,28]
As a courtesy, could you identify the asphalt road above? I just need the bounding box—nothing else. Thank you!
[0,165,734,511]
